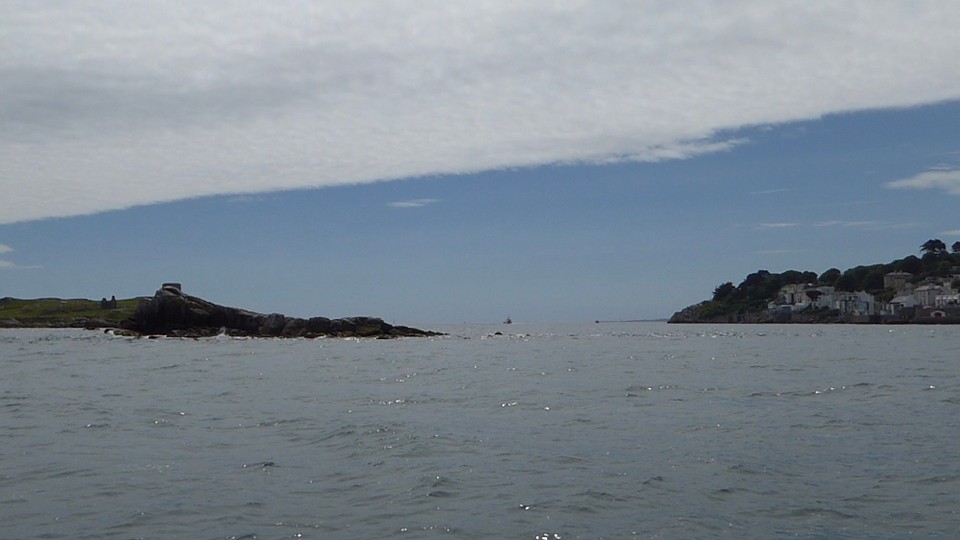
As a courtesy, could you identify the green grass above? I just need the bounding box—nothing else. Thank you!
[0,297,141,325]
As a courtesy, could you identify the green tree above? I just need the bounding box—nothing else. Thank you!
[895,255,923,275]
[836,270,859,292]
[922,252,941,272]
[859,267,886,292]
[921,239,947,255]
[712,282,735,301]
[819,268,841,285]
[952,241,960,254]
[738,270,770,290]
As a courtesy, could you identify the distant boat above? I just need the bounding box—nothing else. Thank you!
[503,316,512,324]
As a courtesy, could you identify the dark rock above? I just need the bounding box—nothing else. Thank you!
[259,313,287,336]
[0,318,23,328]
[306,316,333,334]
[280,318,307,337]
[127,286,442,338]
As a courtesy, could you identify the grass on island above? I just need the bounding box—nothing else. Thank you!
[0,297,142,325]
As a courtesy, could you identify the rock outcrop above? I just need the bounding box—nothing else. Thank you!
[123,285,440,338]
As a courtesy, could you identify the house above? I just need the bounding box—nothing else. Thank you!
[914,284,945,308]
[775,284,836,310]
[936,292,960,308]
[885,294,918,316]
[808,286,836,309]
[779,284,810,305]
[835,291,877,316]
[883,271,913,292]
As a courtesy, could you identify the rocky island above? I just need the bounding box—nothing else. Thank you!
[1,283,441,338]
[670,239,960,324]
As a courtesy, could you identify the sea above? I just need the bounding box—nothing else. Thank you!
[1,323,958,539]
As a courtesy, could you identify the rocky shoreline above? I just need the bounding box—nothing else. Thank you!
[1,285,442,339]
[668,303,960,324]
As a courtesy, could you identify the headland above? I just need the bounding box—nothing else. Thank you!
[1,283,440,338]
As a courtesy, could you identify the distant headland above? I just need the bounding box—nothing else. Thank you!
[670,239,960,324]
[0,283,441,338]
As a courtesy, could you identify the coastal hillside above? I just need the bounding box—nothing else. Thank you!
[670,239,960,324]
[0,296,139,328]
[1,283,440,338]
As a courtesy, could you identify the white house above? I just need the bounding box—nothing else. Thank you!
[886,294,918,316]
[936,292,960,308]
[776,284,835,310]
[835,291,877,316]
[914,284,946,308]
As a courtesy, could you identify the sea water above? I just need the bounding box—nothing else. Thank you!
[1,323,958,539]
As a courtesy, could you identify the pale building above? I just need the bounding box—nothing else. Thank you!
[914,284,944,308]
[883,271,913,291]
[835,291,877,316]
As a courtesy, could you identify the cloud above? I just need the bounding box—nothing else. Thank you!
[941,230,960,237]
[388,198,440,209]
[886,169,960,195]
[0,243,41,269]
[814,220,879,228]
[756,223,798,229]
[755,249,800,255]
[0,259,41,270]
[3,2,960,224]
[750,188,791,195]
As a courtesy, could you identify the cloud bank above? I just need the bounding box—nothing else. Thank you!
[388,199,440,209]
[0,243,39,270]
[3,2,960,224]
[886,169,960,195]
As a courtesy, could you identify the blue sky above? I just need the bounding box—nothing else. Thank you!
[3,3,960,324]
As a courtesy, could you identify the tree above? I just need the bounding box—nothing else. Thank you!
[819,268,841,285]
[952,241,960,254]
[895,255,923,275]
[738,270,770,290]
[920,239,947,255]
[835,270,859,292]
[712,282,735,301]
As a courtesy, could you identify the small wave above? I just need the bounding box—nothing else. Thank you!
[728,463,773,476]
[776,506,859,520]
[254,417,310,427]
[625,384,679,392]
[912,474,959,485]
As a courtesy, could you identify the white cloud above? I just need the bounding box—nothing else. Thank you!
[0,243,41,269]
[757,223,798,229]
[941,230,960,237]
[755,249,800,255]
[814,220,879,228]
[3,2,960,224]
[886,169,960,195]
[750,188,791,195]
[388,199,440,209]
[0,259,41,270]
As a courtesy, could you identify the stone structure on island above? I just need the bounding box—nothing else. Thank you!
[123,283,441,338]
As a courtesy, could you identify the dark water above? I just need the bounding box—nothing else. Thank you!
[2,323,958,539]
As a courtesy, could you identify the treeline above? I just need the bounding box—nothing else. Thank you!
[701,239,960,319]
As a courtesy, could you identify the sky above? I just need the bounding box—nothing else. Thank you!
[2,1,960,324]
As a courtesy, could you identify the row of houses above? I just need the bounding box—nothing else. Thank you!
[769,271,960,319]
